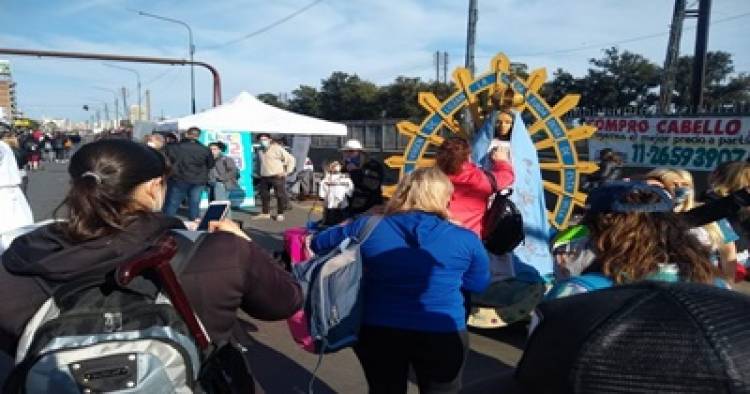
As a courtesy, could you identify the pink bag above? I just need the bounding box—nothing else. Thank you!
[284,227,311,264]
[284,227,316,352]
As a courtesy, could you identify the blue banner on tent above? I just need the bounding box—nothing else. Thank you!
[199,131,255,208]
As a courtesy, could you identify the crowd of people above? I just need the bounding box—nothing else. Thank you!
[1,112,750,392]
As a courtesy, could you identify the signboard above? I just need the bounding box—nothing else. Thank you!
[587,116,750,171]
[199,131,255,208]
[0,61,10,76]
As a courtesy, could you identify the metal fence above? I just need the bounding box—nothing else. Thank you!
[311,119,411,153]
[566,102,750,119]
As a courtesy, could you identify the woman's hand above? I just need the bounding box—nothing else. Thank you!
[491,145,511,163]
[208,219,251,241]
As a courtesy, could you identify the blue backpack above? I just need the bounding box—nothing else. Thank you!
[292,215,382,354]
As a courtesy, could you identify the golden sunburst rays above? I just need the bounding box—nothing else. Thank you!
[385,52,599,229]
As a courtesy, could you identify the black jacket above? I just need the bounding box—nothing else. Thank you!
[0,214,302,356]
[165,139,215,184]
[345,158,385,215]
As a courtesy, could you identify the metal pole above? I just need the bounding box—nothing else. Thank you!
[0,47,222,107]
[121,87,129,122]
[465,0,478,75]
[103,63,141,121]
[443,51,449,84]
[136,11,196,114]
[659,0,686,114]
[691,0,712,113]
[93,86,120,125]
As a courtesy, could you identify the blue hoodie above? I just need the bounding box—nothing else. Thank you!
[311,211,490,332]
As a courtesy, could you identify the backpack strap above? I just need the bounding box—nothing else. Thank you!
[354,215,383,244]
[170,229,208,275]
[481,168,499,193]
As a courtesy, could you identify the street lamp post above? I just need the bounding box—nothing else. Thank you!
[137,11,195,114]
[104,63,141,122]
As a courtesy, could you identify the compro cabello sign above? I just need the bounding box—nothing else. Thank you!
[587,116,750,171]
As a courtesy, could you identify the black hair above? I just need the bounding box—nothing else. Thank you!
[185,127,201,139]
[208,141,227,153]
[257,133,271,141]
[55,139,169,242]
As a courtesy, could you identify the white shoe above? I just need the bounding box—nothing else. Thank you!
[274,215,285,222]
[252,213,271,220]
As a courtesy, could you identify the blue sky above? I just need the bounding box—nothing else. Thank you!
[1,0,748,121]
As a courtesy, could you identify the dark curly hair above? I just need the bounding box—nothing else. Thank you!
[436,137,471,175]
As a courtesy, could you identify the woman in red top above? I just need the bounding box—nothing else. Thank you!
[436,137,514,236]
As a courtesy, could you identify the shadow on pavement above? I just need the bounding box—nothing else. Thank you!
[247,340,336,394]
[468,320,528,350]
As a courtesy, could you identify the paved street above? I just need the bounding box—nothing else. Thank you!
[25,161,526,393]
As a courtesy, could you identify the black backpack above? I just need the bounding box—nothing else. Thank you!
[481,170,524,255]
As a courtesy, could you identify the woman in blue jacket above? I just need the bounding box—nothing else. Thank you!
[311,167,490,394]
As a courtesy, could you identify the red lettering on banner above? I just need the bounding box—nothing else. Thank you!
[694,120,703,133]
[618,120,627,131]
[713,120,723,135]
[681,120,692,133]
[639,120,649,132]
[657,120,667,133]
[727,120,740,135]
[668,121,678,133]
[606,119,618,131]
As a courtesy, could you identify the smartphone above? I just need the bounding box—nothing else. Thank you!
[197,201,230,231]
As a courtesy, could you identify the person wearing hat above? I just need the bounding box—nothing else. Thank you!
[516,281,750,393]
[255,133,296,221]
[341,139,384,217]
[548,181,724,299]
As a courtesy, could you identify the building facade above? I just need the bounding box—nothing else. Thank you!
[0,60,17,122]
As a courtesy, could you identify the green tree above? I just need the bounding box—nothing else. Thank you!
[672,51,750,110]
[287,85,321,117]
[319,72,381,120]
[579,47,661,109]
[541,68,579,105]
[256,93,287,109]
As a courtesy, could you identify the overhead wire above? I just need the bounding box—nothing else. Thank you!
[202,0,324,50]
[472,10,750,60]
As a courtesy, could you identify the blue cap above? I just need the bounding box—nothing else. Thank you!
[586,181,674,214]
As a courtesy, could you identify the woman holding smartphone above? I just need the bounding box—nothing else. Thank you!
[0,139,302,388]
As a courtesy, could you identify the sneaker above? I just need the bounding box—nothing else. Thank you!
[252,213,271,220]
[274,214,285,222]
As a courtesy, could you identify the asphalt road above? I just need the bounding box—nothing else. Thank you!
[25,159,750,393]
[24,161,526,393]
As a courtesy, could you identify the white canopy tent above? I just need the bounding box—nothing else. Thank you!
[163,91,347,136]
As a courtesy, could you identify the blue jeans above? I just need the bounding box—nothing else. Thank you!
[163,179,205,220]
[210,181,228,201]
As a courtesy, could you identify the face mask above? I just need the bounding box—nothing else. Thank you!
[260,140,270,149]
[344,155,360,167]
[673,186,691,204]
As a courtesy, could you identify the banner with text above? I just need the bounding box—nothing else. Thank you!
[586,116,750,171]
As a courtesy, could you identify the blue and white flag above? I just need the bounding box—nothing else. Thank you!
[508,112,554,282]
